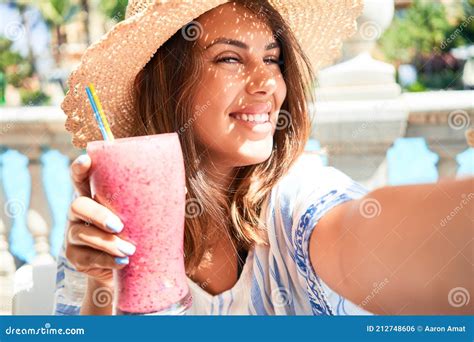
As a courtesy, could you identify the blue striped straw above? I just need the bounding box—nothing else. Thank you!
[85,86,109,140]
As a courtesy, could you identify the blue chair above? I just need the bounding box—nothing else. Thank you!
[387,137,439,185]
[0,149,35,263]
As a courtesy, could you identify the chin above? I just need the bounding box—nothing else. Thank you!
[233,140,273,167]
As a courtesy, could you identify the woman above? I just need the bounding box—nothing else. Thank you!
[56,0,473,315]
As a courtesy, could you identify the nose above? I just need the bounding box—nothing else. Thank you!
[245,63,278,96]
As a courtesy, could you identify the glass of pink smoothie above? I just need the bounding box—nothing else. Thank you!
[87,133,192,315]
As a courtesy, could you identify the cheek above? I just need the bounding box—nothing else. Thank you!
[192,99,232,150]
[194,72,240,115]
[198,66,239,93]
[192,74,240,143]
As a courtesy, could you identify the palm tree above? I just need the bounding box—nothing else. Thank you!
[79,0,91,45]
[34,0,79,66]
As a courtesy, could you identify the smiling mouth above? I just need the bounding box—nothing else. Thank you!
[229,112,270,123]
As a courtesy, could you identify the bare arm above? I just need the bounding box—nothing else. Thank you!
[310,177,473,315]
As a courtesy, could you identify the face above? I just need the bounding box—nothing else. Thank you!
[192,2,287,171]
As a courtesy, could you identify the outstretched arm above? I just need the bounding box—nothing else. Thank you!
[309,177,473,315]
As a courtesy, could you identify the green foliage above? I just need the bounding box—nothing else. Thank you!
[0,37,49,105]
[34,0,80,27]
[405,80,427,92]
[99,0,128,22]
[418,68,462,89]
[7,63,33,88]
[379,0,453,63]
[20,89,50,106]
[441,1,474,51]
[379,0,473,91]
[0,38,22,73]
[460,0,474,43]
[0,38,32,87]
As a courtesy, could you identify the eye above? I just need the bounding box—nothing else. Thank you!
[216,56,240,64]
[264,58,281,65]
[216,56,282,65]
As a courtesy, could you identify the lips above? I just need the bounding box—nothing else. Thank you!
[229,102,272,116]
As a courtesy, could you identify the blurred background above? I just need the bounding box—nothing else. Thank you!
[0,0,473,315]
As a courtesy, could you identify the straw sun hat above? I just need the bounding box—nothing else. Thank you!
[61,0,363,149]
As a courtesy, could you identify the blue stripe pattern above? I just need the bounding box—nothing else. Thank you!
[254,254,274,312]
[227,291,234,314]
[250,274,268,315]
[295,192,354,315]
[56,268,65,284]
[270,256,296,315]
[55,303,80,315]
[217,295,224,315]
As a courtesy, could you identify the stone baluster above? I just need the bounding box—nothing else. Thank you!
[317,0,400,100]
[27,209,54,266]
[0,219,16,314]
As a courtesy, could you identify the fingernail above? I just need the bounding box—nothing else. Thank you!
[105,215,124,233]
[76,154,90,165]
[116,239,136,256]
[115,256,129,265]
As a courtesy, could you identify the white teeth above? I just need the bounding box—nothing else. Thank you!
[232,113,269,123]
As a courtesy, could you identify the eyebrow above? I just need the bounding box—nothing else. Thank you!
[204,37,280,51]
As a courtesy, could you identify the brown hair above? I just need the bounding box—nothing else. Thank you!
[132,0,315,274]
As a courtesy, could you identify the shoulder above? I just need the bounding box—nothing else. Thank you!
[264,154,370,315]
[272,153,367,213]
[265,153,368,257]
[267,153,369,269]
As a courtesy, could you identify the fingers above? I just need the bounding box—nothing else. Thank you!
[68,222,136,258]
[71,154,92,197]
[68,196,124,234]
[65,244,129,277]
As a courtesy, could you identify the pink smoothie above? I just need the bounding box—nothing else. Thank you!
[87,133,191,314]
